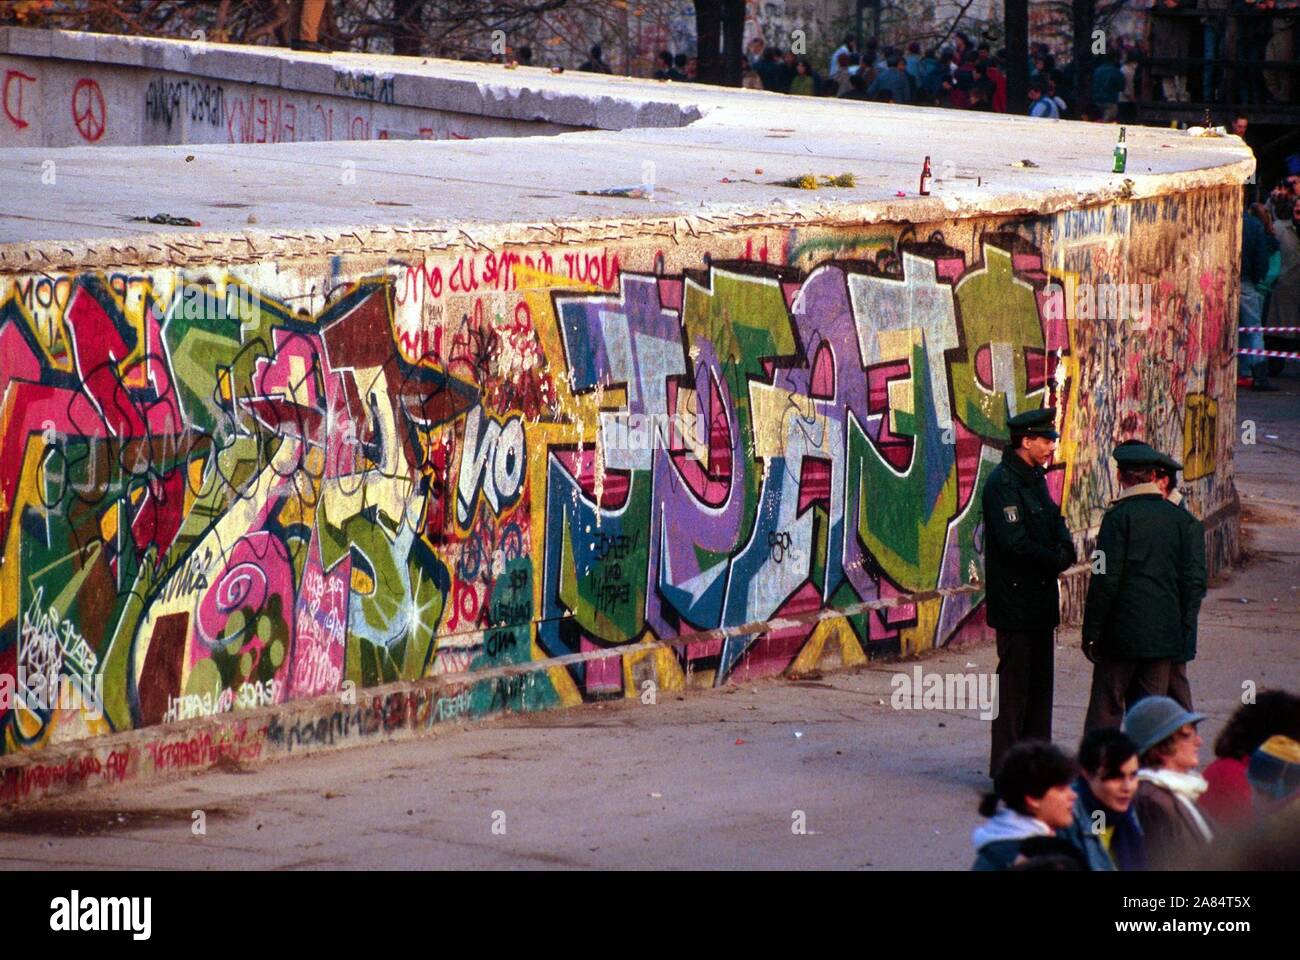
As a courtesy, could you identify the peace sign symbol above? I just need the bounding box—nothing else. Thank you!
[71,78,105,142]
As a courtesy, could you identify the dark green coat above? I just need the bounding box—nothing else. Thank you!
[1082,487,1207,660]
[981,448,1076,631]
[1171,494,1207,661]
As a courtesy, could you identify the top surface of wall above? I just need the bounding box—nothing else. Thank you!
[0,27,1254,257]
[0,25,706,128]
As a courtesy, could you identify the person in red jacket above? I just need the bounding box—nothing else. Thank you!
[1201,690,1300,826]
[987,58,1007,112]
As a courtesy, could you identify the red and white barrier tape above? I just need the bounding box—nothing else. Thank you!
[1239,326,1300,333]
[1237,348,1300,360]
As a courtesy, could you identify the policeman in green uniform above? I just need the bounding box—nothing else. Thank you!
[1154,450,1206,711]
[981,408,1076,779]
[1082,442,1205,732]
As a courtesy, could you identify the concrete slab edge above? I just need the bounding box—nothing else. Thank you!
[0,165,1255,276]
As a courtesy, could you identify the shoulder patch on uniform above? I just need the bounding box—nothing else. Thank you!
[1003,505,1019,523]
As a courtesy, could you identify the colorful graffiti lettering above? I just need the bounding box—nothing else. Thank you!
[539,236,1067,691]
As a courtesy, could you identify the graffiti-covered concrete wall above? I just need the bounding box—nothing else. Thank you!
[0,28,1250,796]
[0,184,1241,763]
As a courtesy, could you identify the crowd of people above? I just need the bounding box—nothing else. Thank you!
[975,411,1298,871]
[1240,170,1300,391]
[737,32,1143,121]
[736,26,1292,124]
[742,33,1009,110]
[975,694,1300,871]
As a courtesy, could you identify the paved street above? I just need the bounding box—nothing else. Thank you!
[2,376,1296,871]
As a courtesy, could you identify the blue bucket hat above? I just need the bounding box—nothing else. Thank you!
[1122,696,1206,755]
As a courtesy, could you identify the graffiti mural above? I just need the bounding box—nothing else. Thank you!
[0,191,1239,754]
[1183,393,1219,481]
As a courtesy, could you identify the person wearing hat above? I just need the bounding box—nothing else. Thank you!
[981,407,1076,779]
[1202,691,1300,826]
[1247,735,1300,813]
[1082,442,1203,733]
[1124,696,1214,869]
[1152,450,1206,712]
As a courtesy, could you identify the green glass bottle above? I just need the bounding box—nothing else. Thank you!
[1112,126,1127,174]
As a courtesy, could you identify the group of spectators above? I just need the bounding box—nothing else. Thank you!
[737,24,1290,124]
[741,32,1012,109]
[974,692,1300,870]
[576,45,697,80]
[1239,170,1300,390]
[566,33,1280,130]
[739,32,1127,121]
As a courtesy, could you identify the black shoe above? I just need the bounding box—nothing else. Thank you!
[1252,381,1280,392]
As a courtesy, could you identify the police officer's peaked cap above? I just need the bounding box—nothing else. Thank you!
[1006,408,1059,439]
[1156,451,1183,473]
[1112,441,1162,466]
[1115,438,1182,472]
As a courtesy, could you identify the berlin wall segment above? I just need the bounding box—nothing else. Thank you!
[0,187,1242,802]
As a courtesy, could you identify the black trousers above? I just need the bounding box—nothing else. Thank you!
[1083,657,1173,734]
[990,629,1054,778]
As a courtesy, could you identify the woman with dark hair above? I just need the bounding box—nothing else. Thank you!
[789,59,816,97]
[1202,690,1300,826]
[972,741,1079,870]
[1059,729,1146,870]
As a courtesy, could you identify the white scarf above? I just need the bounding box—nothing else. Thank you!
[1139,768,1214,842]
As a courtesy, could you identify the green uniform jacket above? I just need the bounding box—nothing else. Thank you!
[1171,492,1207,661]
[1082,487,1207,660]
[981,447,1076,631]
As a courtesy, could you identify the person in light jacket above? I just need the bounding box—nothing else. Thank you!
[973,741,1079,870]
